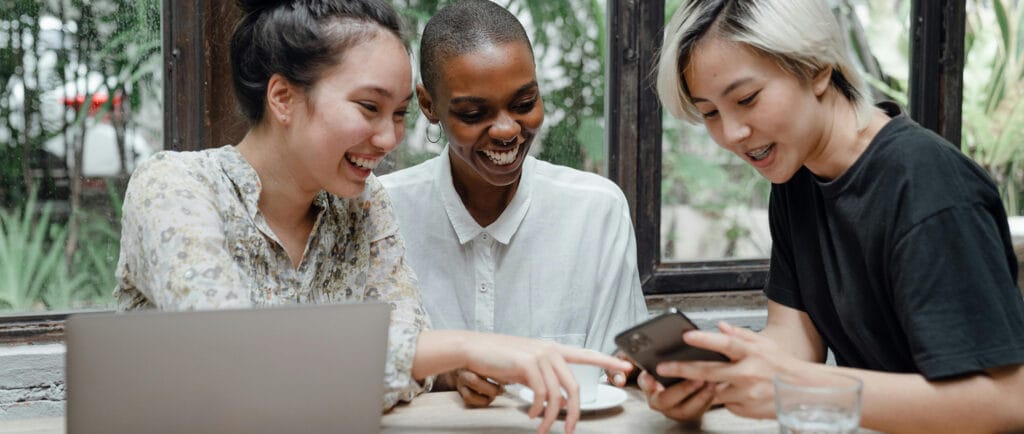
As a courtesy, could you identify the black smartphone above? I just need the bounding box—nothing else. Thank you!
[614,308,728,387]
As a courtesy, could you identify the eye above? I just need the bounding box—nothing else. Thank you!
[455,110,485,123]
[512,98,537,113]
[393,108,409,122]
[738,90,760,106]
[358,102,379,113]
[701,109,719,119]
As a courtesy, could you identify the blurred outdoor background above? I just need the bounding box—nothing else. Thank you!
[1,0,1021,311]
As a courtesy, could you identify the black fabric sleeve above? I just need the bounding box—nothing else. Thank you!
[890,205,1024,379]
[764,189,804,311]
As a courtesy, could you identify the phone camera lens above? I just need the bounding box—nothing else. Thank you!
[628,332,650,353]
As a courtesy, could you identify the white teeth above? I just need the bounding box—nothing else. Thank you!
[346,155,380,170]
[482,144,519,165]
[747,144,773,161]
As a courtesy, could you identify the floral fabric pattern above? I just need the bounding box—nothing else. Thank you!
[115,145,431,410]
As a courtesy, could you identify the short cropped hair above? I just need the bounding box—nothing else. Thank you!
[230,0,408,124]
[419,0,532,96]
[656,0,874,129]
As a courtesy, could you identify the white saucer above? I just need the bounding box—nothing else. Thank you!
[517,384,628,412]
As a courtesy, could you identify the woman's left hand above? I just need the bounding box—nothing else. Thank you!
[605,351,636,387]
[654,321,805,419]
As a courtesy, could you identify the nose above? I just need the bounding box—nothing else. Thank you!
[489,111,521,145]
[371,120,403,153]
[721,113,751,148]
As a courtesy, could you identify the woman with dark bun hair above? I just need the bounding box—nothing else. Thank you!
[113,1,626,431]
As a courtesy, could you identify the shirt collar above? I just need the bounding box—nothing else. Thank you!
[435,147,534,245]
[214,145,331,219]
[215,145,263,219]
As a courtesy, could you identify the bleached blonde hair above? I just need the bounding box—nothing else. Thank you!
[655,0,874,129]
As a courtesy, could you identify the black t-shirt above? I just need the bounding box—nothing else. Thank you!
[765,102,1024,380]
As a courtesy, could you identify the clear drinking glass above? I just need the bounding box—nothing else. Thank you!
[774,371,863,434]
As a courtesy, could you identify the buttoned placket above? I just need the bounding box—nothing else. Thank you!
[472,232,496,332]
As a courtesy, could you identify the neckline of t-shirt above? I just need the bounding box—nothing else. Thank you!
[814,104,911,198]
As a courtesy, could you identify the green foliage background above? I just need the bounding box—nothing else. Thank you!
[387,0,608,173]
[2,0,1021,310]
[0,0,159,311]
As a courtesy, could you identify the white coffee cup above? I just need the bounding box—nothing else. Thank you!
[539,337,603,404]
[569,362,602,404]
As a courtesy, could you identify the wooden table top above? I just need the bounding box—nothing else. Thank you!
[0,387,822,434]
[381,387,779,433]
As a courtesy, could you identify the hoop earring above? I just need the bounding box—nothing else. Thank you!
[427,123,443,144]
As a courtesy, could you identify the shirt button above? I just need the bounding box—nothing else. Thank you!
[479,283,488,293]
[481,233,489,241]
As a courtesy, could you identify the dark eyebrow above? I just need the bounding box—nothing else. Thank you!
[691,77,754,103]
[450,95,487,105]
[514,81,539,96]
[449,81,539,105]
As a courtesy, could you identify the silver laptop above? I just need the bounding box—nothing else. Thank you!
[66,302,390,434]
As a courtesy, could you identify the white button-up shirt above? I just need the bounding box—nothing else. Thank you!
[381,149,648,354]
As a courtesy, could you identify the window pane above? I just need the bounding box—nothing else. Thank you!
[382,0,607,176]
[659,0,910,263]
[0,0,162,312]
[962,0,1024,217]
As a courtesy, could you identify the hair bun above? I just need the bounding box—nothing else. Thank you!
[235,0,284,14]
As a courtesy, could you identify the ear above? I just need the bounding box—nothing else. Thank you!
[415,83,438,123]
[266,73,296,124]
[812,65,833,97]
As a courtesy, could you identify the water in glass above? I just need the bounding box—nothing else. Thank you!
[778,404,858,434]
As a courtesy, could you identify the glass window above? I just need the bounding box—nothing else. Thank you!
[382,0,608,176]
[0,0,162,312]
[961,0,1024,217]
[658,0,911,263]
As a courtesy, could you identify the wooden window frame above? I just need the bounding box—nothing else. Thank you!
[0,0,966,341]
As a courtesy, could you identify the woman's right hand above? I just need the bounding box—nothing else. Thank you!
[415,330,631,434]
[461,333,631,434]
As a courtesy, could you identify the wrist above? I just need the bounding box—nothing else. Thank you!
[778,358,820,378]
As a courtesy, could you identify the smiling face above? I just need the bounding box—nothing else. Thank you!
[284,31,412,198]
[419,41,544,187]
[684,37,831,184]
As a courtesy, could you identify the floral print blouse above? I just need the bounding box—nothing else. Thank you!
[114,145,431,410]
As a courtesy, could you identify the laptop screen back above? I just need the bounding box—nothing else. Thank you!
[66,303,390,434]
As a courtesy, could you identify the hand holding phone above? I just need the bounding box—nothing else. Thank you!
[614,309,728,387]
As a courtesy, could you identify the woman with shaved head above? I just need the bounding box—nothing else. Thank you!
[382,0,649,411]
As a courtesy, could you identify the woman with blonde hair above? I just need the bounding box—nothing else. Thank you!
[643,0,1024,432]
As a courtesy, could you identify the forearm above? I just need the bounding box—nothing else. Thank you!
[411,330,470,380]
[820,364,1024,434]
[757,300,827,362]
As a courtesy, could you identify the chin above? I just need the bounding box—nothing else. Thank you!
[764,172,798,185]
[327,181,367,199]
[479,166,522,187]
